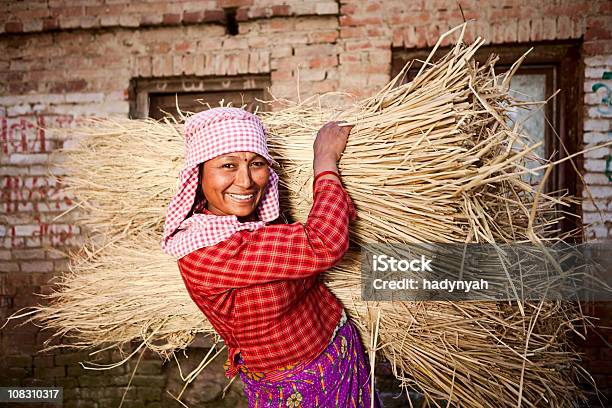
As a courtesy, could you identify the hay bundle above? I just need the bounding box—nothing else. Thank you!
[325,253,586,406]
[21,25,599,406]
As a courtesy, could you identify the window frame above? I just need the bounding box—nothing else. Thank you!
[129,74,272,119]
[392,41,583,237]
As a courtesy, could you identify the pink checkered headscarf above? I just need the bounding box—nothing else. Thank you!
[162,107,280,259]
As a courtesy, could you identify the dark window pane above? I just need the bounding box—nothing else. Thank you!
[148,90,265,120]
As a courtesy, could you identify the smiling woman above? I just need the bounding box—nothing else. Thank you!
[162,107,381,407]
[200,152,270,221]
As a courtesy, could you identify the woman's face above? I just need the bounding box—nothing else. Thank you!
[201,151,270,221]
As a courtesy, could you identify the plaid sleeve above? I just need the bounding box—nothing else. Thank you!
[178,179,356,291]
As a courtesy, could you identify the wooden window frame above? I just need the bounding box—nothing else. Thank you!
[392,41,583,237]
[129,74,272,119]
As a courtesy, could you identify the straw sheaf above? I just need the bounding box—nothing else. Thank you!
[17,25,602,407]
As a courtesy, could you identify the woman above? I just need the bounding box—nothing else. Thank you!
[163,107,380,407]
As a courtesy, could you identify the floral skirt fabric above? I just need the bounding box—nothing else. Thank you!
[239,319,381,408]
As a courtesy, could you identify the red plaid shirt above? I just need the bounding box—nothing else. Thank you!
[177,178,356,378]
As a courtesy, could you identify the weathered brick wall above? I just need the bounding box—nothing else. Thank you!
[1,0,610,406]
[0,0,340,33]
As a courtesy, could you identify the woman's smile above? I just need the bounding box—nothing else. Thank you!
[227,192,256,202]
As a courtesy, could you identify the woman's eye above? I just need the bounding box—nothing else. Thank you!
[252,161,267,167]
[222,163,235,168]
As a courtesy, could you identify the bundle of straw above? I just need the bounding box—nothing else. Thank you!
[20,25,603,406]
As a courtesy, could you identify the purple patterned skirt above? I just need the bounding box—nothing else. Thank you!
[238,319,381,408]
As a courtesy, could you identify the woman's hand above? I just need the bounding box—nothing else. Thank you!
[313,121,353,181]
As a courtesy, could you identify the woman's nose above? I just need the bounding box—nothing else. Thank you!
[234,165,253,188]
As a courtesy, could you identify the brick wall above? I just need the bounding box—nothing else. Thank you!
[1,0,610,406]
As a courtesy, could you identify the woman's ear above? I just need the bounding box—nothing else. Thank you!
[187,162,207,216]
[198,162,204,188]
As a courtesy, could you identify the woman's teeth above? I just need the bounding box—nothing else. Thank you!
[228,193,254,201]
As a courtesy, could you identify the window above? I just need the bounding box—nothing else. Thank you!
[129,74,271,120]
[392,42,582,235]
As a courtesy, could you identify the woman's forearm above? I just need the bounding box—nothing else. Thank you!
[313,155,340,182]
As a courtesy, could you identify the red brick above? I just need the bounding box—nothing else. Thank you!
[203,9,225,22]
[217,0,253,7]
[15,7,49,21]
[517,18,530,42]
[33,355,54,368]
[271,5,290,16]
[271,69,292,81]
[247,7,267,19]
[426,25,443,47]
[183,10,203,24]
[49,79,87,94]
[340,3,357,14]
[414,25,428,48]
[598,2,612,13]
[392,28,403,47]
[149,42,171,53]
[340,26,367,39]
[235,7,249,21]
[172,55,183,75]
[152,55,173,76]
[530,17,543,41]
[584,40,612,55]
[33,366,65,378]
[137,56,152,76]
[339,54,359,64]
[367,27,387,37]
[339,15,358,27]
[357,15,383,25]
[5,354,32,367]
[544,2,591,17]
[6,329,37,348]
[309,55,338,68]
[248,36,267,48]
[504,19,518,43]
[587,16,612,30]
[541,17,557,40]
[42,17,59,30]
[585,27,612,41]
[174,41,191,52]
[490,23,503,44]
[267,19,294,32]
[308,30,338,43]
[5,22,23,33]
[162,13,181,25]
[53,6,84,18]
[366,65,384,74]
[366,3,382,13]
[556,15,572,39]
[140,14,163,26]
[586,17,612,40]
[193,54,207,76]
[490,7,519,21]
[343,40,372,52]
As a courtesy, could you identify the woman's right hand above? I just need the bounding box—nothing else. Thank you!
[313,121,353,180]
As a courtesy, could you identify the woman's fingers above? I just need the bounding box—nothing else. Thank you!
[314,121,353,162]
[313,121,354,178]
